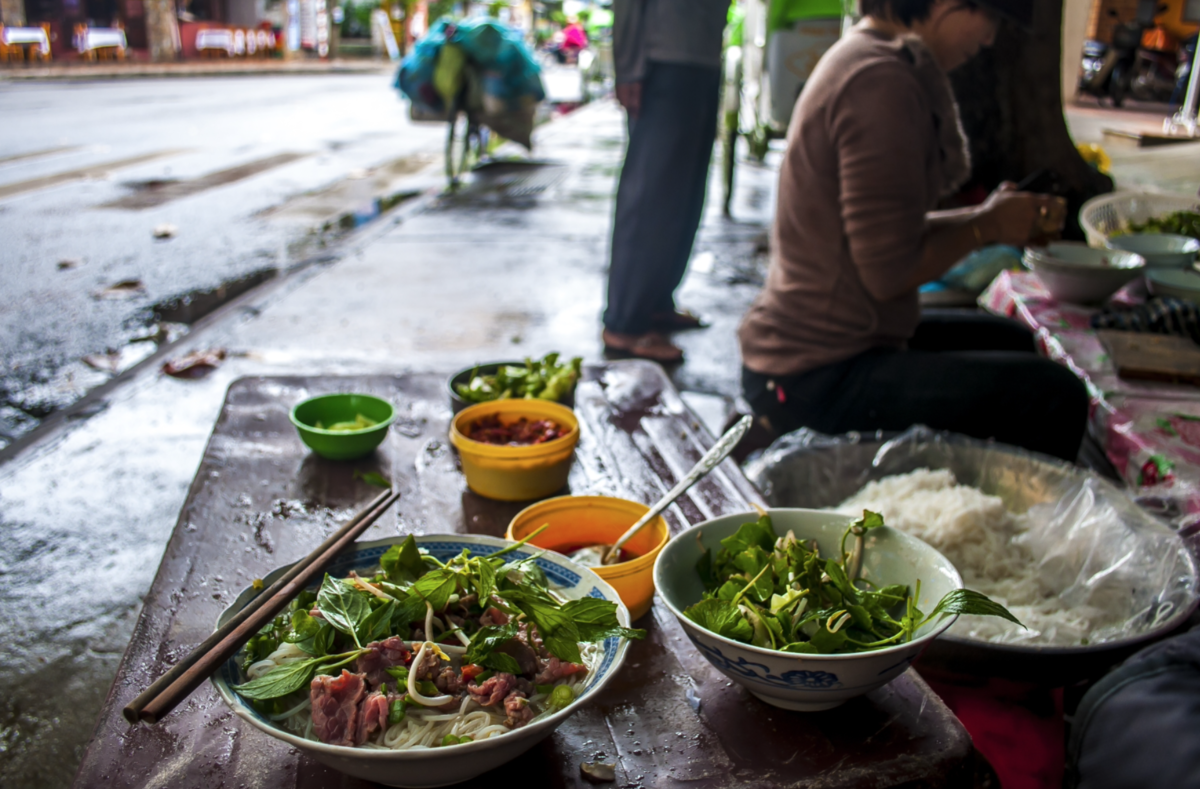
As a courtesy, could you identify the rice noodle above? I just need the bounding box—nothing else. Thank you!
[836,468,1121,646]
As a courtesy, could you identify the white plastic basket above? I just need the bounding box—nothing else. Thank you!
[1079,190,1200,248]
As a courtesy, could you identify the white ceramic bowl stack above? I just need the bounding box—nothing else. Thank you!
[1106,233,1200,269]
[1023,242,1146,304]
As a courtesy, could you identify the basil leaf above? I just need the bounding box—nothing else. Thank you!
[359,600,397,643]
[474,557,498,606]
[381,536,425,584]
[683,598,753,642]
[233,657,323,700]
[317,575,371,645]
[410,567,460,612]
[354,470,391,489]
[483,651,522,675]
[925,589,1024,627]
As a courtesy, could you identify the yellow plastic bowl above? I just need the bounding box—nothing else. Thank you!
[449,400,580,501]
[507,495,668,620]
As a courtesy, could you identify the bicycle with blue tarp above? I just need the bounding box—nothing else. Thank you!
[396,17,547,186]
[722,0,848,213]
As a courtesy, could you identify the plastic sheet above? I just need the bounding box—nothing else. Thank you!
[744,426,1198,647]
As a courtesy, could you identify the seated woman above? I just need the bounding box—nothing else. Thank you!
[738,0,1088,462]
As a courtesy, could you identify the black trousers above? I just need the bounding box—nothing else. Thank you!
[743,311,1090,461]
[604,61,722,335]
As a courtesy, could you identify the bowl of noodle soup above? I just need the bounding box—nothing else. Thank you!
[212,534,633,788]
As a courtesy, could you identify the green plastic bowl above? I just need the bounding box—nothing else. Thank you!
[289,393,395,460]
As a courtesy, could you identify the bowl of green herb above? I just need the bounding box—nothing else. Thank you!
[654,508,1020,711]
[448,353,582,415]
[290,393,396,460]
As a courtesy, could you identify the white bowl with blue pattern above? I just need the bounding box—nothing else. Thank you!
[654,509,963,711]
[213,534,632,788]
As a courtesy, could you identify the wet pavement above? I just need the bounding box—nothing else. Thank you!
[0,73,447,448]
[1,88,1198,788]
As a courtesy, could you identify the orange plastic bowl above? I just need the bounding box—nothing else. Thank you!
[449,400,579,501]
[507,495,669,620]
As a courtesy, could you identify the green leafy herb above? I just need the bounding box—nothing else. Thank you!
[682,511,1022,655]
[381,536,425,584]
[388,696,408,725]
[233,657,324,700]
[317,575,371,648]
[385,666,410,684]
[353,470,391,489]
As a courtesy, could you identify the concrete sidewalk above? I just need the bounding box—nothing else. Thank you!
[0,98,776,789]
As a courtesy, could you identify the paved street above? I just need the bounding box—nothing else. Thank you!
[0,72,446,448]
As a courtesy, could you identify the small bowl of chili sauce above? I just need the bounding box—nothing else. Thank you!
[449,399,579,501]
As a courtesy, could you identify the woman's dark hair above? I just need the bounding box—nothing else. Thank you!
[858,0,938,26]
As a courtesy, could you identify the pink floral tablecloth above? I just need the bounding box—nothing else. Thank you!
[981,270,1200,523]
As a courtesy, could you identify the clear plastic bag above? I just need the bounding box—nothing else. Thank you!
[744,425,1198,647]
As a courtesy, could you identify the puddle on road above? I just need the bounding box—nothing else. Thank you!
[102,152,309,210]
[440,160,568,206]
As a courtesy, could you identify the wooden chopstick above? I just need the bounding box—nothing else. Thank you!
[124,487,400,724]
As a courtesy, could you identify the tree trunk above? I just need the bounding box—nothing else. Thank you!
[949,0,1113,240]
[144,0,181,62]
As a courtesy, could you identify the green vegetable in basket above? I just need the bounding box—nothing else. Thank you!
[683,511,1023,655]
[455,352,583,404]
[1127,210,1200,240]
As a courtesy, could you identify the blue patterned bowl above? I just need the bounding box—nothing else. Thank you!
[213,534,632,788]
[654,509,963,711]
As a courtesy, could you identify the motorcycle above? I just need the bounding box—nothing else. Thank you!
[1080,2,1180,106]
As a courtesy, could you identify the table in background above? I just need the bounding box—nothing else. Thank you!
[982,270,1200,527]
[73,361,975,788]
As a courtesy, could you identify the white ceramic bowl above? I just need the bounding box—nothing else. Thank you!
[213,535,632,788]
[1146,268,1200,302]
[1023,242,1146,304]
[653,509,963,712]
[1106,233,1200,269]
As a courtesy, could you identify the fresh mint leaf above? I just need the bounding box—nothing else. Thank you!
[317,575,370,646]
[233,657,323,700]
[720,516,777,555]
[925,589,1024,627]
[683,598,753,642]
[474,557,497,606]
[506,591,583,664]
[560,598,646,642]
[463,623,521,666]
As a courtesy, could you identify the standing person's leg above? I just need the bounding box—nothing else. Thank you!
[605,62,722,359]
[650,64,722,323]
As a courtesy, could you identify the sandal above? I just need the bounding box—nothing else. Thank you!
[602,329,685,363]
[650,309,708,332]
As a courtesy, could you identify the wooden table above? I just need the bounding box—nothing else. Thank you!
[73,361,975,788]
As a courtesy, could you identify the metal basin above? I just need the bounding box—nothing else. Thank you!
[744,428,1200,686]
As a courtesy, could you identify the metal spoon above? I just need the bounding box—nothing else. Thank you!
[570,415,754,567]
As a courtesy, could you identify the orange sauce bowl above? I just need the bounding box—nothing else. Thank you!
[507,495,669,621]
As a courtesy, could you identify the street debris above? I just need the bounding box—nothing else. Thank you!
[353,470,390,488]
[161,348,226,379]
[57,258,82,270]
[152,223,177,239]
[94,279,146,299]
[580,762,616,783]
[82,351,123,373]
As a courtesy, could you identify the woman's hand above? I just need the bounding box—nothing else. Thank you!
[977,182,1068,246]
